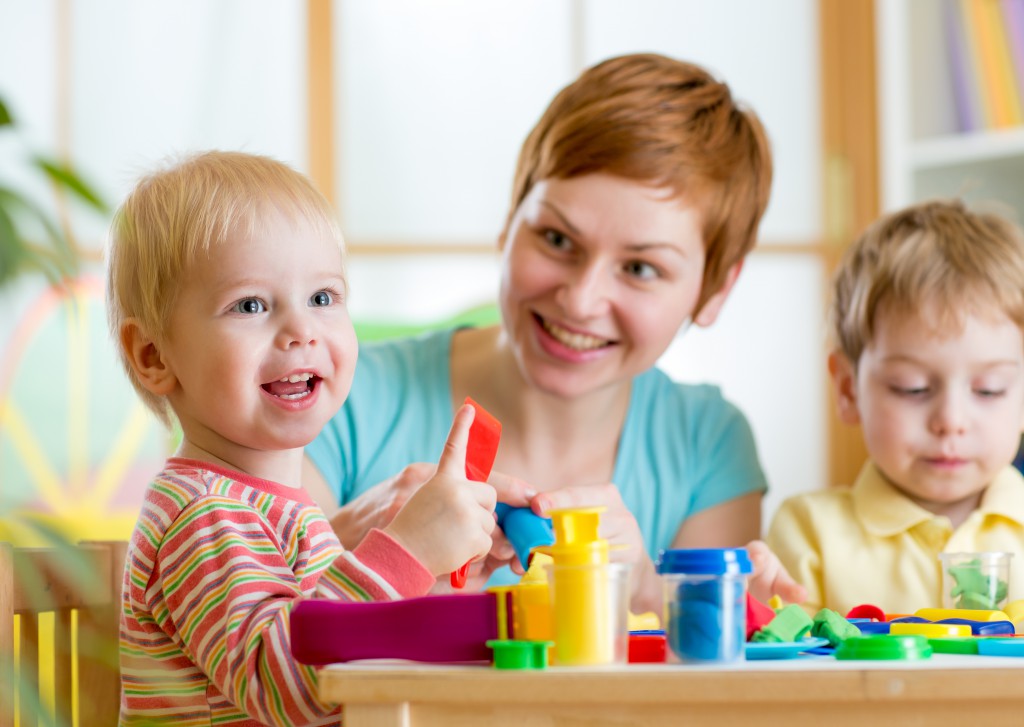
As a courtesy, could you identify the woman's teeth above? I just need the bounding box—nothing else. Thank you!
[541,319,608,351]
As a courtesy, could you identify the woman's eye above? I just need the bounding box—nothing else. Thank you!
[233,298,265,315]
[624,260,659,280]
[975,388,1006,398]
[544,229,572,251]
[310,290,333,307]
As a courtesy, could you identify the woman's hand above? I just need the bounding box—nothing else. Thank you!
[329,462,437,550]
[531,483,645,565]
[531,483,660,613]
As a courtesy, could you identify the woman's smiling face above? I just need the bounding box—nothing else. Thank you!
[498,173,717,400]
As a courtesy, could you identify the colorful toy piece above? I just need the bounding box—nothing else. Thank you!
[845,604,886,622]
[506,552,554,645]
[976,638,1024,657]
[746,593,777,640]
[290,592,508,665]
[914,607,1010,622]
[835,634,933,661]
[487,639,553,669]
[628,631,667,663]
[1003,599,1024,630]
[657,548,752,663]
[535,507,629,665]
[494,503,555,571]
[947,558,1009,610]
[939,552,1013,611]
[451,397,502,588]
[890,622,972,638]
[752,604,813,644]
[811,608,861,646]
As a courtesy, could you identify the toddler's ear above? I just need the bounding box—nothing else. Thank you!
[828,350,861,425]
[120,319,177,396]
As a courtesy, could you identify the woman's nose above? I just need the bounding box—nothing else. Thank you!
[555,264,611,319]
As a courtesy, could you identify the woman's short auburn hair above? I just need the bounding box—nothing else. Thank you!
[506,53,773,313]
[831,199,1024,364]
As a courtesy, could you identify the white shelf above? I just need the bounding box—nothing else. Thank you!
[911,126,1024,169]
[877,0,1024,216]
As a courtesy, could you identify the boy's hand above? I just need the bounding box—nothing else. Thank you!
[746,539,807,605]
[383,405,498,576]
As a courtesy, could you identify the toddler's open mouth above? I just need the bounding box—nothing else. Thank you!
[262,372,320,400]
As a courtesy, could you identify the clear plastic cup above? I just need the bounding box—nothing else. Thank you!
[545,562,631,666]
[938,551,1012,611]
[656,548,751,663]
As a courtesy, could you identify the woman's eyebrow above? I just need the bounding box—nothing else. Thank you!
[625,241,688,257]
[539,200,581,235]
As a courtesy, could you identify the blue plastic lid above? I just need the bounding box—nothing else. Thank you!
[656,548,752,575]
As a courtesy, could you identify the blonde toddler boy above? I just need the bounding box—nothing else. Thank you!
[107,151,511,725]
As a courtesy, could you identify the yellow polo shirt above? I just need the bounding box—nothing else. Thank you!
[767,462,1024,616]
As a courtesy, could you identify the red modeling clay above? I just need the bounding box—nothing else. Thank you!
[451,397,502,588]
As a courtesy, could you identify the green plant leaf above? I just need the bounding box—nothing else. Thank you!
[34,155,109,212]
[0,201,27,286]
[0,185,79,282]
[0,97,12,127]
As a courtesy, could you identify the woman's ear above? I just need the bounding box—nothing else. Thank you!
[120,319,177,396]
[829,350,861,425]
[693,260,743,328]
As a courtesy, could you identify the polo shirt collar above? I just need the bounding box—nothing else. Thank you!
[851,461,1024,537]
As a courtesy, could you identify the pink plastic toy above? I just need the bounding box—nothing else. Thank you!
[290,592,510,665]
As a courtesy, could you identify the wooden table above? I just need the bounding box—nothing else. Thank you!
[319,655,1024,726]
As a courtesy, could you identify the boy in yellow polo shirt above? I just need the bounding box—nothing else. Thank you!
[768,200,1024,616]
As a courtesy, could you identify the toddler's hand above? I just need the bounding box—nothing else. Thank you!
[383,405,497,576]
[746,540,807,605]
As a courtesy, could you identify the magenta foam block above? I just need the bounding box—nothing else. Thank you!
[290,592,502,665]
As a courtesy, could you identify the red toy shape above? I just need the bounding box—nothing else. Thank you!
[846,603,886,622]
[745,592,776,640]
[451,397,502,588]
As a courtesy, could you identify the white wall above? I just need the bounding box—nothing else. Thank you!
[0,0,826,529]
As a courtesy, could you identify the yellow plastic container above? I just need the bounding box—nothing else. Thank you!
[511,553,553,643]
[545,562,630,665]
[533,508,630,666]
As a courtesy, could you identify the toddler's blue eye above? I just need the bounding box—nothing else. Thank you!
[310,290,333,307]
[233,298,265,314]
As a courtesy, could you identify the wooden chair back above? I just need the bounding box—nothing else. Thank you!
[0,540,127,727]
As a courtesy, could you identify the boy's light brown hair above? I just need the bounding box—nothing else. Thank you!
[505,52,773,314]
[831,199,1024,365]
[106,150,343,426]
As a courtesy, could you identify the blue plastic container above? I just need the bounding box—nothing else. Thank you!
[656,548,752,663]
